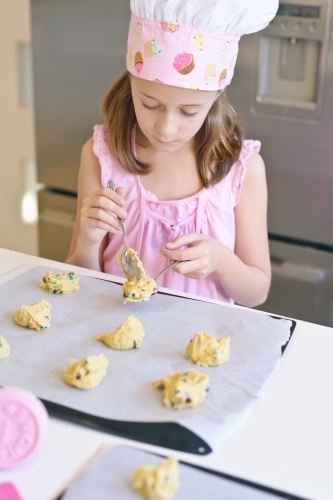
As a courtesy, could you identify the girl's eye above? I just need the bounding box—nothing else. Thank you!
[181,110,198,117]
[142,102,198,117]
[142,103,158,111]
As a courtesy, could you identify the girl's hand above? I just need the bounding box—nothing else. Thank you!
[67,138,128,272]
[160,233,225,280]
[79,186,126,247]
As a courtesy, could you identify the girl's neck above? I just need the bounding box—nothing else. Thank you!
[135,129,203,201]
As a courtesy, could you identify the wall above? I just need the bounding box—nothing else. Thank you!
[0,0,39,255]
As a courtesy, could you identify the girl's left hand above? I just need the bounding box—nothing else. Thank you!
[160,233,225,279]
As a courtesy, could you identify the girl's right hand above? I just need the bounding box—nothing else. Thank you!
[79,186,127,246]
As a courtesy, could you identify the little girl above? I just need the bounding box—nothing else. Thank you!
[67,0,278,307]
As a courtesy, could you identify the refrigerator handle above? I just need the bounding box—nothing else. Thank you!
[271,258,326,284]
[39,208,75,228]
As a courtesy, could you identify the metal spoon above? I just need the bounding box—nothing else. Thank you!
[154,260,181,282]
[107,180,144,281]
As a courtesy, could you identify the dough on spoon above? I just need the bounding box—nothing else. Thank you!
[122,276,158,304]
[186,330,230,367]
[96,315,145,349]
[118,248,146,280]
[40,270,80,294]
[0,335,10,359]
[118,249,157,304]
[153,370,209,410]
[14,300,52,330]
[63,354,108,389]
[132,457,179,500]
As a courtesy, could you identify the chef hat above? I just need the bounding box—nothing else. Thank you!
[126,0,278,91]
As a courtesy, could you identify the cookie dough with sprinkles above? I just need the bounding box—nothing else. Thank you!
[153,370,209,410]
[186,330,230,367]
[132,457,180,500]
[118,249,157,303]
[0,335,10,359]
[96,315,145,349]
[63,354,108,389]
[122,275,157,304]
[14,300,52,330]
[40,270,80,294]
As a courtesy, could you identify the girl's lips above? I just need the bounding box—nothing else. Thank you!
[155,137,176,144]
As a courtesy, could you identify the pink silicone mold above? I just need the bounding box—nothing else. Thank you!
[0,387,49,469]
[0,482,24,500]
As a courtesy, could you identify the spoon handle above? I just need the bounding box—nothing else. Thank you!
[107,180,128,254]
[154,260,180,282]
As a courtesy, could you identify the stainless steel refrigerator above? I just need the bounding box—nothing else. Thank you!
[31,0,130,262]
[227,0,333,326]
[32,0,333,326]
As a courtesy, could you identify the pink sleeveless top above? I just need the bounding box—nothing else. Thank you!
[93,124,260,302]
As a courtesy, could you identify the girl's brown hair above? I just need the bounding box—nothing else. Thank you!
[102,70,243,187]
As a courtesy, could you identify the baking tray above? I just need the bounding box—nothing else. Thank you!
[57,446,306,500]
[0,266,295,455]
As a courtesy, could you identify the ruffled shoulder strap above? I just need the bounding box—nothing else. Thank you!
[233,139,261,205]
[92,124,117,188]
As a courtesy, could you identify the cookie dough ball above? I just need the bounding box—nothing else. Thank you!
[96,315,145,349]
[40,270,80,294]
[132,457,179,500]
[122,276,157,304]
[0,335,10,359]
[63,354,108,389]
[14,300,52,330]
[153,370,209,410]
[186,330,230,367]
[118,248,157,303]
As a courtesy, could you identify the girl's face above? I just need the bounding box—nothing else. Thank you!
[131,76,218,153]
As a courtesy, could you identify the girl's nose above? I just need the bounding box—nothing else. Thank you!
[155,112,177,137]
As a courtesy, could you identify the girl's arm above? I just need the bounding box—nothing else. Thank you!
[217,152,271,306]
[66,138,126,271]
[160,153,271,307]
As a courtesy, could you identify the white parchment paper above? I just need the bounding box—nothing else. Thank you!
[0,266,292,449]
[61,446,290,500]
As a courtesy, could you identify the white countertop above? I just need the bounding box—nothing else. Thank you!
[0,247,332,500]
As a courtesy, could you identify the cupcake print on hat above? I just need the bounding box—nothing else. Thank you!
[144,39,162,58]
[173,53,195,75]
[161,22,179,33]
[126,14,240,91]
[220,41,230,63]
